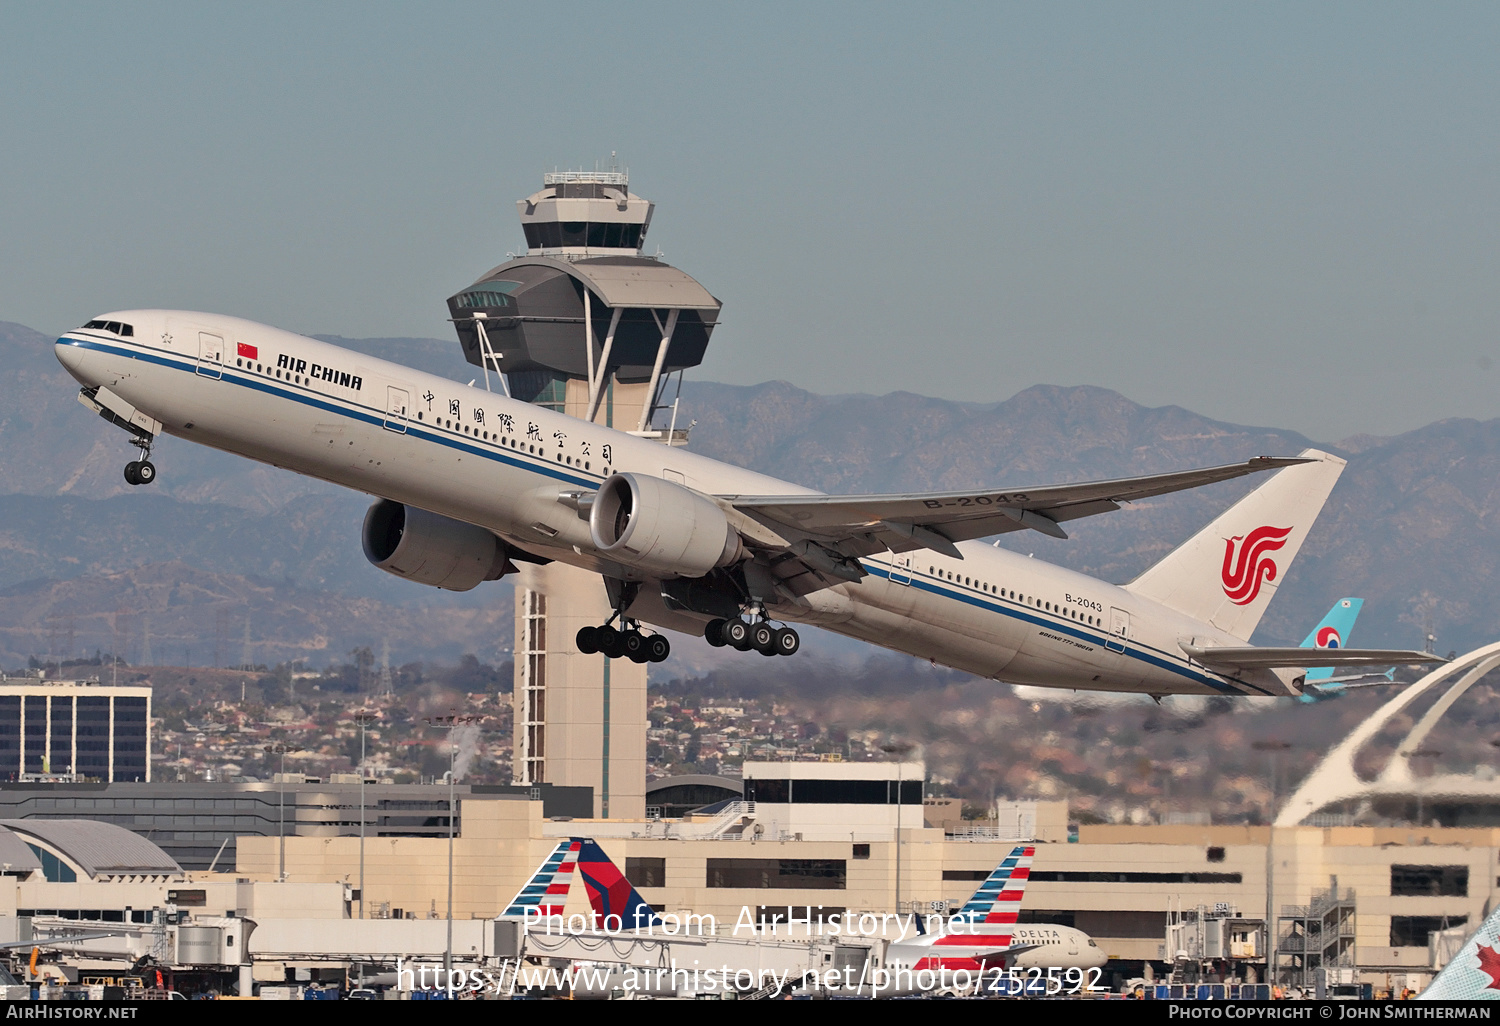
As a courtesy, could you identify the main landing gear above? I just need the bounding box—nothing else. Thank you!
[704,618,800,658]
[576,622,671,663]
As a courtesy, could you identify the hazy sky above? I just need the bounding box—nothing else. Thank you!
[4,3,1498,441]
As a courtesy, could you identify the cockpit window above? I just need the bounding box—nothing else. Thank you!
[81,320,133,336]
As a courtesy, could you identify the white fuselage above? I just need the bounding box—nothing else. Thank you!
[55,310,1276,696]
[886,923,1107,972]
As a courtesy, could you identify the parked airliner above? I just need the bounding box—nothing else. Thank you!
[54,311,1438,696]
[883,843,1105,976]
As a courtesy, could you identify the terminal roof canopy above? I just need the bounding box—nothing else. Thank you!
[0,829,43,875]
[0,819,182,879]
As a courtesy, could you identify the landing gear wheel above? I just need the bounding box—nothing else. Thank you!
[751,622,777,655]
[723,619,752,651]
[135,461,156,484]
[704,619,727,648]
[576,626,599,654]
[596,625,623,659]
[123,461,141,486]
[623,629,648,663]
[774,627,801,656]
[645,635,671,662]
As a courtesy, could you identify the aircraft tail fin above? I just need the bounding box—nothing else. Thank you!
[499,838,580,919]
[1419,904,1500,1000]
[1123,450,1345,641]
[575,838,663,930]
[1300,597,1363,682]
[955,843,1035,927]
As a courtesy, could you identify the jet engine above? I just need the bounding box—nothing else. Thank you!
[589,473,744,578]
[362,500,513,591]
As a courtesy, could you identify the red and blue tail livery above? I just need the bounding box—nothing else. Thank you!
[576,838,663,929]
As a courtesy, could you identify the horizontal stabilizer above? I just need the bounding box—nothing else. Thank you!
[1182,644,1444,672]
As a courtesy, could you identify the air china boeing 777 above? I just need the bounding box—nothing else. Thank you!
[55,311,1438,697]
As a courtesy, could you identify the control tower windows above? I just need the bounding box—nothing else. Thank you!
[456,281,521,310]
[522,222,644,250]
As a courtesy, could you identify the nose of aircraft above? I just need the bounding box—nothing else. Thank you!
[55,337,87,377]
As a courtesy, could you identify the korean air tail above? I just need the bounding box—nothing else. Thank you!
[1419,903,1500,1000]
[954,843,1034,928]
[1301,597,1363,683]
[1124,450,1345,641]
[575,838,663,930]
[499,838,580,919]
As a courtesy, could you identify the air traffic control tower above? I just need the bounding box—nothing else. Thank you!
[445,168,722,818]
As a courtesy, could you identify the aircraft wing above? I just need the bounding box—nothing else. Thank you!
[720,456,1311,578]
[1183,645,1445,673]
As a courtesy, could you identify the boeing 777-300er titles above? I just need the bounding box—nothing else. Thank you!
[55,311,1441,697]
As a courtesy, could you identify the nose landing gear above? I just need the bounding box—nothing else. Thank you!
[705,618,800,657]
[122,433,157,486]
[123,458,157,486]
[77,387,161,487]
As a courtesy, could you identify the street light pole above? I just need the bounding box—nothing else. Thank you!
[354,712,374,921]
[264,743,290,882]
[447,724,454,1000]
[427,713,478,1001]
[1253,739,1291,985]
[881,740,915,915]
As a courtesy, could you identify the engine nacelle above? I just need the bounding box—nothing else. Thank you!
[589,473,744,578]
[362,500,512,591]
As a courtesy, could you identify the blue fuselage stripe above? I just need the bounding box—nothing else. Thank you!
[861,562,1268,696]
[58,336,598,489]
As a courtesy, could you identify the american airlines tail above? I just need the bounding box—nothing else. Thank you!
[499,838,581,919]
[1124,449,1345,641]
[1419,903,1500,1000]
[953,843,1035,928]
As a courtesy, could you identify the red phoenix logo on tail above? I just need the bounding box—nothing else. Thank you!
[1221,526,1292,605]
